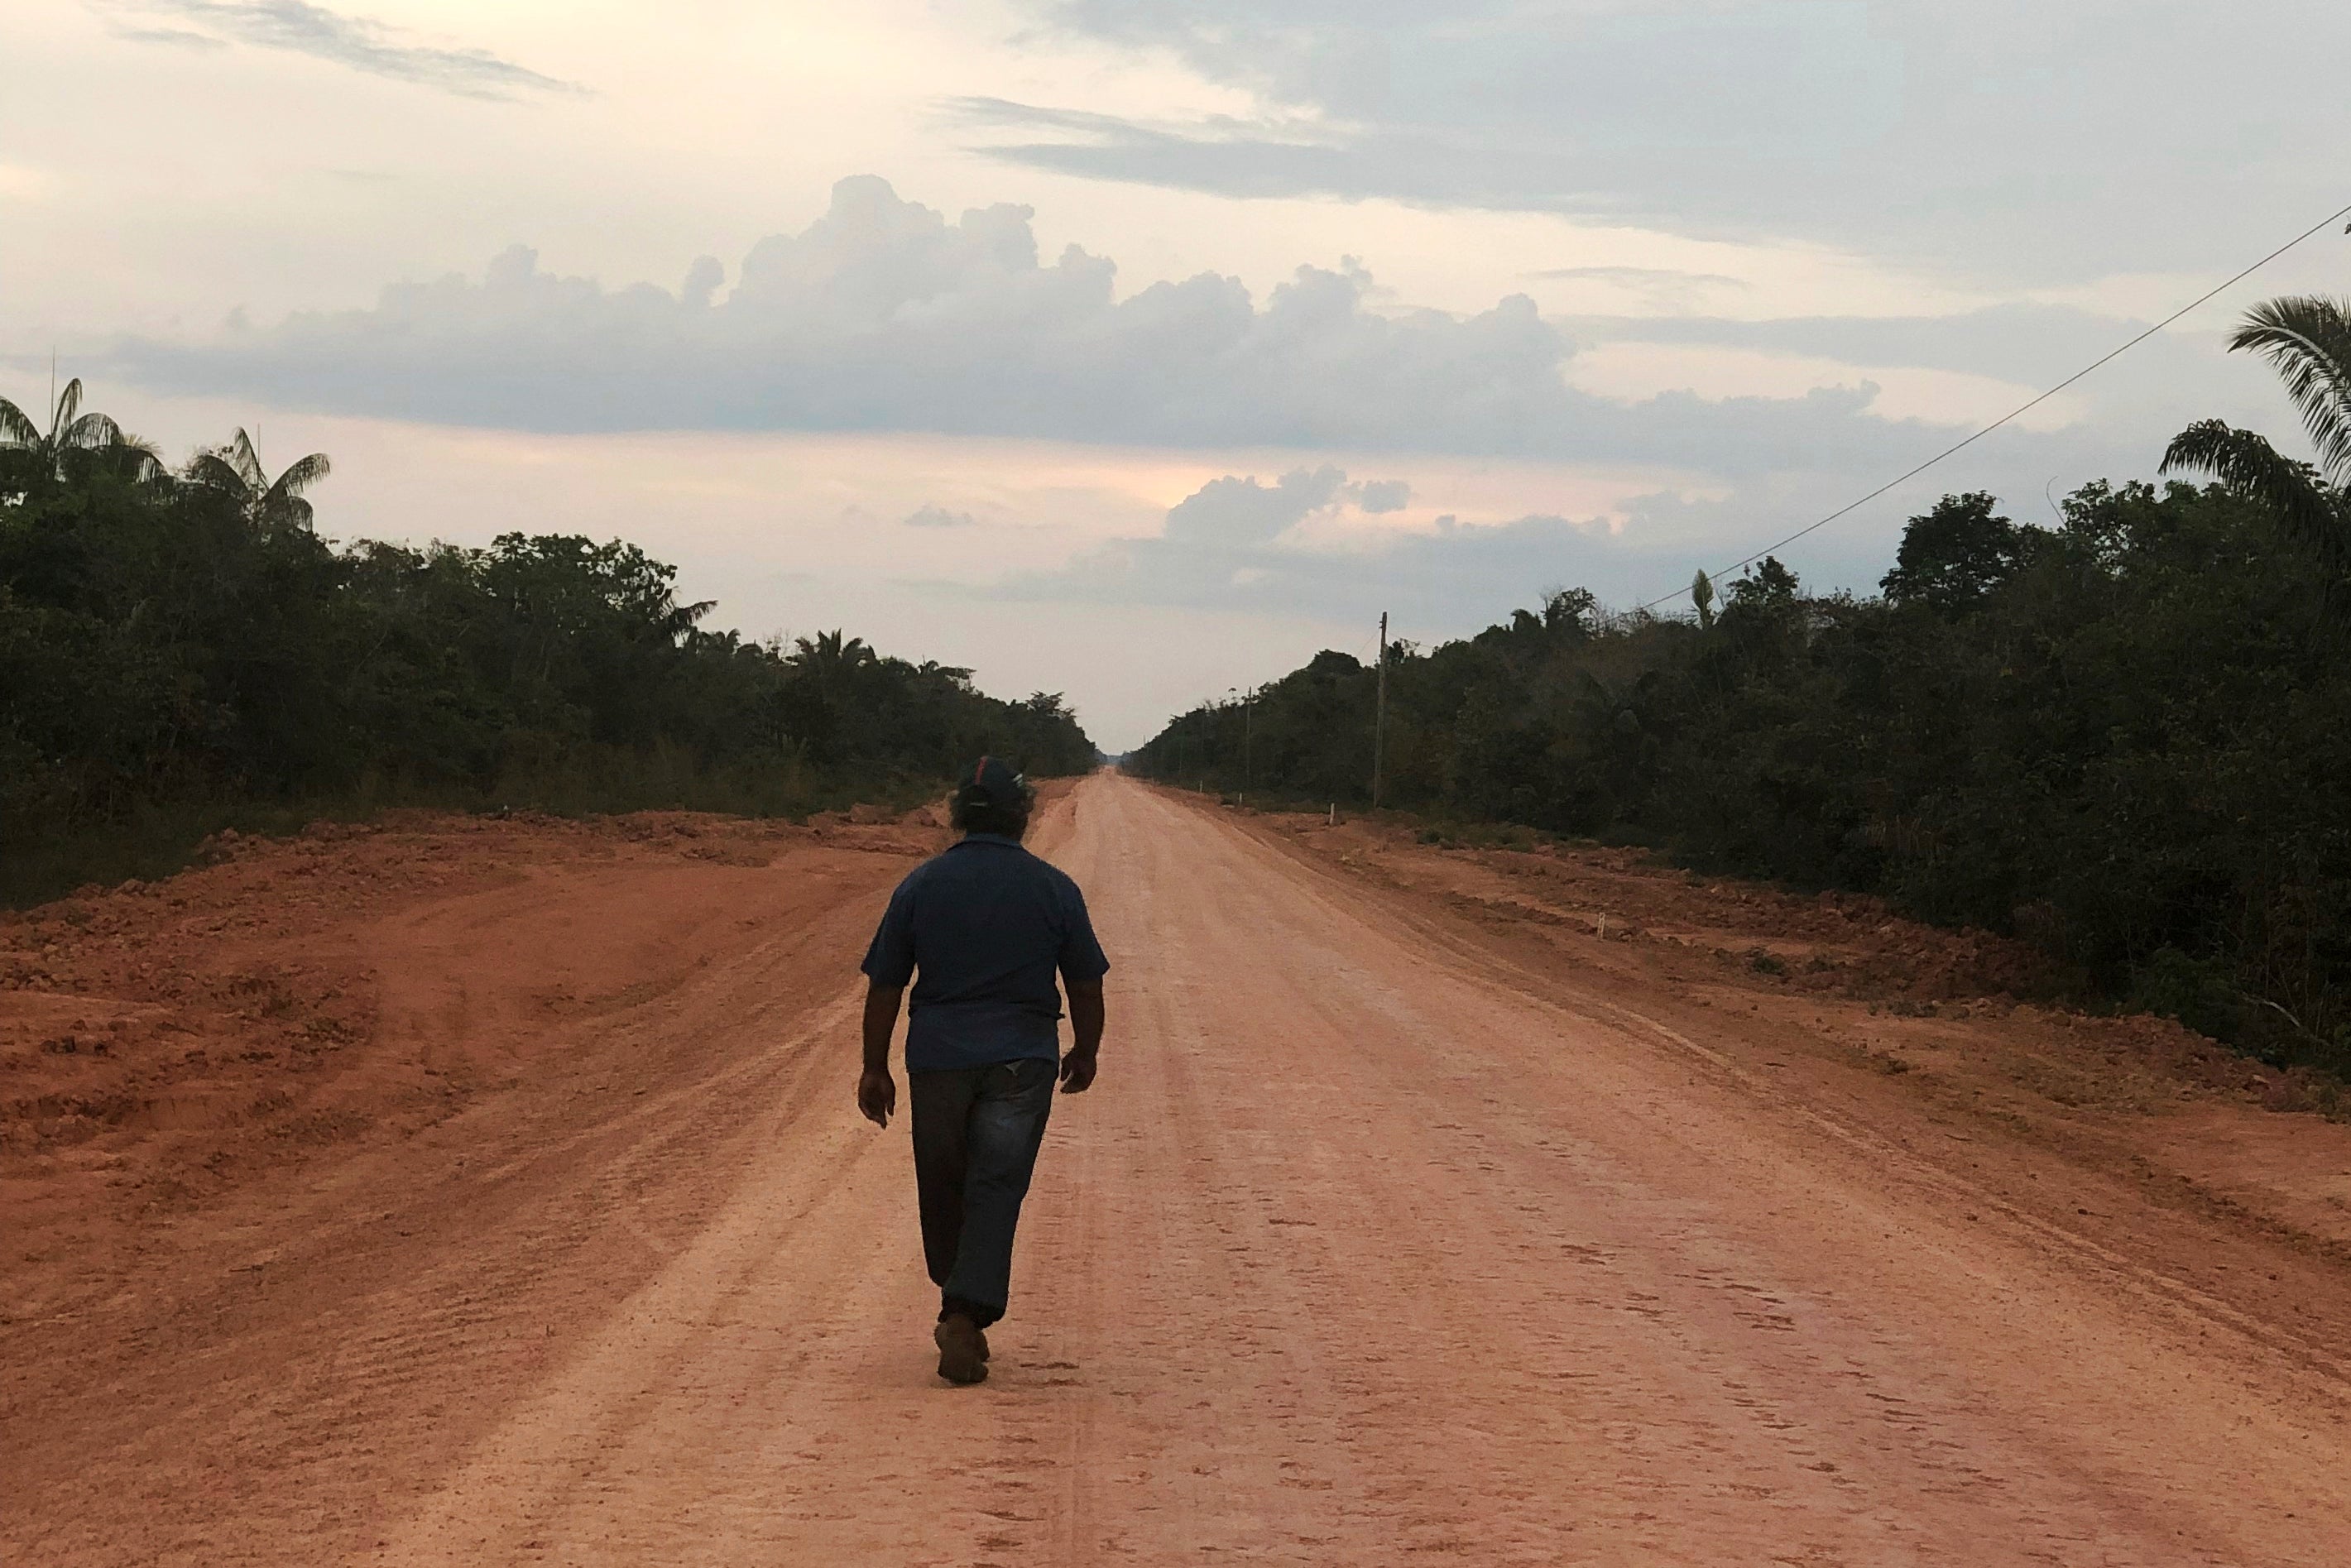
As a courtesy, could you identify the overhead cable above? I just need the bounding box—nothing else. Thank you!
[1633,197,2351,614]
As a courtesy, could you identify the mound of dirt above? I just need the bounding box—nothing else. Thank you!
[0,807,939,1328]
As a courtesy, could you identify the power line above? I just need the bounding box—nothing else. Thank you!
[1634,197,2351,615]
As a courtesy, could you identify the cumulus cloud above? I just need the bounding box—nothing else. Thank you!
[904,503,977,528]
[1111,465,1418,557]
[986,1,2349,285]
[996,463,1662,623]
[112,1,582,100]
[105,175,1967,474]
[993,418,2214,629]
[1000,464,1647,624]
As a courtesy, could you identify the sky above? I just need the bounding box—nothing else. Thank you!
[5,1,2348,750]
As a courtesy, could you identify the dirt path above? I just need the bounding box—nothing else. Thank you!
[9,774,2351,1565]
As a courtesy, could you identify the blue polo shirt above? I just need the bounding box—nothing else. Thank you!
[861,833,1111,1073]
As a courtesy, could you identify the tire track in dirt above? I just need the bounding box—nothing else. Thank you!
[11,776,2351,1565]
[1005,780,2351,1564]
[1256,829,2351,1391]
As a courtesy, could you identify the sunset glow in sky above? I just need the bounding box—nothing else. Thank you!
[8,2,2347,746]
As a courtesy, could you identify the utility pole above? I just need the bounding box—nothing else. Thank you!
[1370,610,1389,809]
[1227,686,1255,797]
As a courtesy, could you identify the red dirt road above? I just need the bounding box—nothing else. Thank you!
[9,774,2351,1564]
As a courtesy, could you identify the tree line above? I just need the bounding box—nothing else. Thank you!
[1,381,1095,904]
[1133,295,2351,1074]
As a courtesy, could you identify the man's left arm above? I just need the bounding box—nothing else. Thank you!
[1058,878,1111,1094]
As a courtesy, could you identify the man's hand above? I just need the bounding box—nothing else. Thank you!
[857,1066,898,1127]
[1058,1049,1097,1094]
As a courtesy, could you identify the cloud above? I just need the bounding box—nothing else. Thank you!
[992,411,2230,629]
[1165,467,1348,546]
[113,1,582,100]
[1119,465,1413,554]
[1001,493,1682,630]
[1547,300,2308,461]
[1530,266,1749,309]
[904,503,977,528]
[985,2,2351,286]
[103,175,1968,475]
[999,464,1661,623]
[108,24,229,49]
[1531,268,1745,288]
[1558,304,2157,386]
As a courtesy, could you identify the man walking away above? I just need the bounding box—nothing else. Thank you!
[856,758,1109,1385]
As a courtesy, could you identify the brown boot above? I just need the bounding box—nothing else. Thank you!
[934,1313,987,1385]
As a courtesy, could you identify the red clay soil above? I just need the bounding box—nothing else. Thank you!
[6,775,2351,1564]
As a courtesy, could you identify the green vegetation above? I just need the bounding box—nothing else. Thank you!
[1135,295,2351,1075]
[0,381,1095,906]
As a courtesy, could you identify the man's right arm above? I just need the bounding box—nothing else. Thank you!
[857,878,919,1127]
[858,981,903,1126]
[1061,978,1104,1093]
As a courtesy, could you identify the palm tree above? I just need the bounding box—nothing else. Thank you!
[2161,295,2351,580]
[1691,568,1717,631]
[0,377,156,482]
[789,629,875,675]
[186,427,333,530]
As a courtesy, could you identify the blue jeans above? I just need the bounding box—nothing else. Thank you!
[909,1057,1056,1329]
